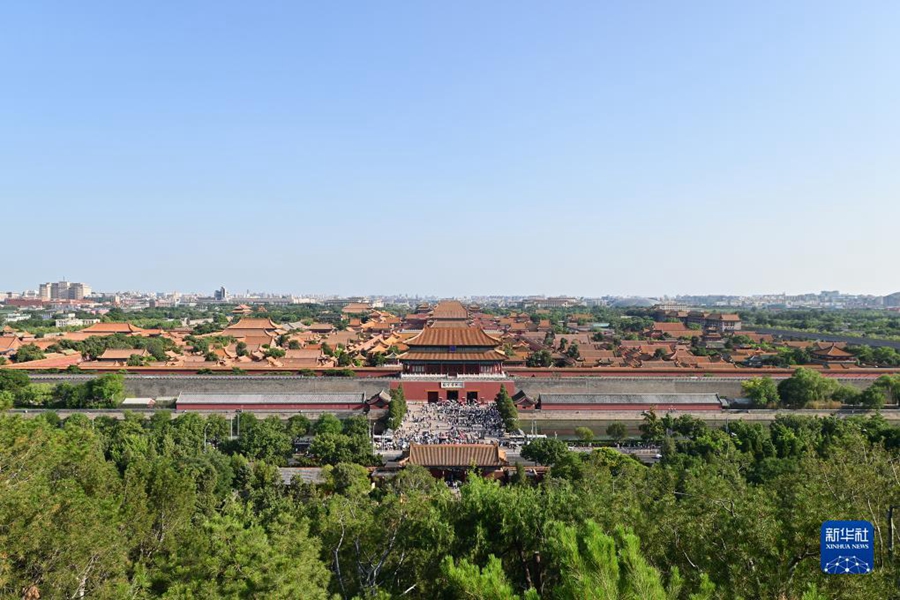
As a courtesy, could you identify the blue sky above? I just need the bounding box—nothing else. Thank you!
[2,2,899,297]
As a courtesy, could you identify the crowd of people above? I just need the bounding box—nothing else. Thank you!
[381,400,505,450]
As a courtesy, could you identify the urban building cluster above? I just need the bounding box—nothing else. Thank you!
[4,280,900,312]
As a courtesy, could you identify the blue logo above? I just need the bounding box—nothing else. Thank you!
[821,520,874,574]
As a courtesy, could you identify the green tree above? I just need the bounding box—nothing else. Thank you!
[0,369,30,393]
[286,414,311,439]
[741,376,780,408]
[0,390,13,411]
[309,431,379,466]
[126,353,147,366]
[494,386,519,432]
[0,418,130,597]
[544,521,680,600]
[574,426,594,444]
[322,462,372,497]
[238,414,293,465]
[14,343,44,363]
[387,386,407,430]
[314,413,344,435]
[639,408,666,443]
[441,555,525,600]
[155,503,332,599]
[777,367,836,408]
[367,352,387,367]
[203,413,231,446]
[859,386,886,410]
[521,437,570,466]
[265,346,286,358]
[606,421,628,443]
[873,374,900,403]
[526,349,553,368]
[831,384,861,405]
[85,373,126,408]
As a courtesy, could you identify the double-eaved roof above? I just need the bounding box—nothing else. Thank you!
[406,326,500,348]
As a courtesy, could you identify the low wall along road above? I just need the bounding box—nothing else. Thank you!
[26,373,876,403]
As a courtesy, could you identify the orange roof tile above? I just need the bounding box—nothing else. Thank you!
[401,350,507,361]
[80,322,145,334]
[99,348,149,360]
[431,301,468,320]
[405,444,506,467]
[407,326,500,348]
[225,318,278,330]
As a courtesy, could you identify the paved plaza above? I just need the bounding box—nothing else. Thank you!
[381,400,505,450]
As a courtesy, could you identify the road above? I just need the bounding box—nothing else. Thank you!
[9,407,900,424]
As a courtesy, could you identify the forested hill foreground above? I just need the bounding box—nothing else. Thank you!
[4,413,900,598]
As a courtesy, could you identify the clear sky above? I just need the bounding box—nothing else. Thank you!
[2,2,899,297]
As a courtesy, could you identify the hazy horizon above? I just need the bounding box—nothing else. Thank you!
[4,280,896,300]
[3,3,900,296]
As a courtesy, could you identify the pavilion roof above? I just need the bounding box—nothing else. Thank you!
[812,343,854,358]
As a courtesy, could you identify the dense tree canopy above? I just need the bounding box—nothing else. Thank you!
[741,376,780,407]
[777,368,839,408]
[2,405,900,598]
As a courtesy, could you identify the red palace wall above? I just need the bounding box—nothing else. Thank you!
[541,403,721,411]
[392,380,515,403]
[177,403,367,411]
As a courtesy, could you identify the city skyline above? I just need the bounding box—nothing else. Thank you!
[2,277,897,303]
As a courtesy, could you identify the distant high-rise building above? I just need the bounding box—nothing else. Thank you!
[50,281,70,300]
[42,280,91,301]
[214,286,228,301]
[69,283,91,300]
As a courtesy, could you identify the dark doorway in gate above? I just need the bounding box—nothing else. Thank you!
[467,391,478,402]
[447,390,459,402]
[427,391,440,403]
